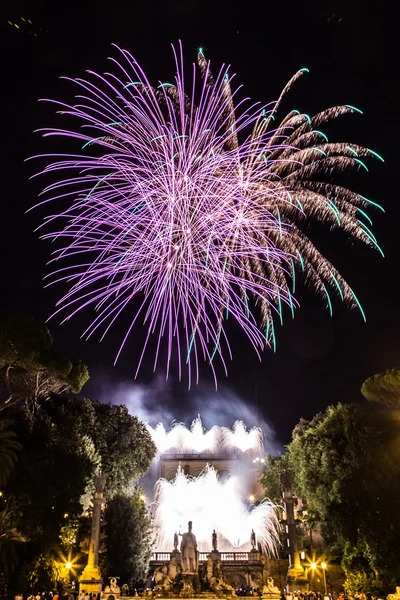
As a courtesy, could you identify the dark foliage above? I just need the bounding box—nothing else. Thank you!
[103,492,152,587]
[0,311,89,411]
[288,403,400,594]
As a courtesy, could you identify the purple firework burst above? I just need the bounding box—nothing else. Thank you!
[31,43,384,385]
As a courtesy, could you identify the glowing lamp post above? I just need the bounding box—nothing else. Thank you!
[321,562,327,594]
[62,559,74,592]
[309,562,317,591]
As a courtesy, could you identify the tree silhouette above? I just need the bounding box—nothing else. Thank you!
[0,419,21,486]
[361,368,400,408]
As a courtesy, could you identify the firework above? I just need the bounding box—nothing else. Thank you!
[146,417,263,455]
[32,43,383,384]
[151,465,279,553]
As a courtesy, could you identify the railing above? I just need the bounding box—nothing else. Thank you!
[152,552,173,562]
[220,552,250,561]
[151,551,258,563]
[199,553,209,562]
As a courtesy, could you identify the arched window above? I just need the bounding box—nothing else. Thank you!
[166,469,177,481]
[218,469,230,482]
[191,469,203,478]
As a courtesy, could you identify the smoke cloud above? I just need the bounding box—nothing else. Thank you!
[87,371,282,455]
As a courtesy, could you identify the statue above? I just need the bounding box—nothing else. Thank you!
[210,575,235,596]
[167,554,181,581]
[109,578,120,595]
[206,555,214,582]
[212,529,218,552]
[250,529,256,550]
[174,531,179,550]
[154,565,173,592]
[280,468,293,492]
[262,577,280,595]
[182,580,194,593]
[388,587,400,600]
[180,521,198,573]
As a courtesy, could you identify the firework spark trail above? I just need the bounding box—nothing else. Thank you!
[146,417,263,455]
[31,43,384,384]
[151,465,280,554]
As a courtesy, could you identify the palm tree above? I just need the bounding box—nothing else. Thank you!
[0,419,22,486]
[0,509,25,575]
[302,509,320,549]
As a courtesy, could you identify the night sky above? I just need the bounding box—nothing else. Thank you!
[1,0,397,444]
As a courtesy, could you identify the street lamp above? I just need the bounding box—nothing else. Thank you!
[321,562,327,594]
[309,562,317,592]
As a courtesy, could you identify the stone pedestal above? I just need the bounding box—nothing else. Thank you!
[180,574,196,597]
[250,550,261,562]
[79,565,103,594]
[286,565,308,592]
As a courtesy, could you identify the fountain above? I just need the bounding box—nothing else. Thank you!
[150,522,280,599]
[146,418,283,597]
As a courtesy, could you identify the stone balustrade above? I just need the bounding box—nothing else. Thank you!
[150,551,261,564]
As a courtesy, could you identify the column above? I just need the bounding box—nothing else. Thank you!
[79,474,106,593]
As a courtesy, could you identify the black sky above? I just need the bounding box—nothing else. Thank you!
[1,0,398,443]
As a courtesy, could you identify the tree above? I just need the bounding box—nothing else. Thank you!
[87,402,156,497]
[4,403,98,547]
[287,403,400,594]
[301,508,320,550]
[261,452,322,554]
[42,397,157,498]
[0,419,21,486]
[5,396,156,541]
[0,509,25,577]
[260,453,289,505]
[26,552,64,593]
[103,492,152,586]
[0,311,89,411]
[2,394,156,592]
[361,368,400,408]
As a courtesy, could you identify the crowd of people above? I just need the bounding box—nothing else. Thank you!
[13,588,383,600]
[285,592,335,600]
[24,593,73,600]
[22,592,101,600]
[233,588,336,598]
